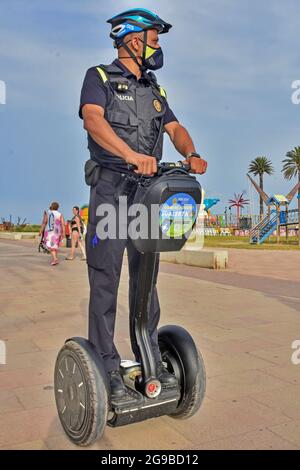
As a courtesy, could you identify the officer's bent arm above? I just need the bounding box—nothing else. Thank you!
[82,104,135,162]
[164,121,196,158]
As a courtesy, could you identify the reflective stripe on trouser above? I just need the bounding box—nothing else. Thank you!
[86,175,161,373]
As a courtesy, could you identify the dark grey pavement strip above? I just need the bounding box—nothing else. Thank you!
[159,262,300,303]
[1,239,300,303]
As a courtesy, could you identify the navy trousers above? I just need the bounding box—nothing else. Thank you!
[86,171,161,373]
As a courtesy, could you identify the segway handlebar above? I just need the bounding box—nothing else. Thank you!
[127,161,191,175]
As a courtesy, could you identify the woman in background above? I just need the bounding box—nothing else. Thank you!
[41,202,65,266]
[66,206,86,261]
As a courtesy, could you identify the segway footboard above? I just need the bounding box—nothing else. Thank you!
[108,386,180,427]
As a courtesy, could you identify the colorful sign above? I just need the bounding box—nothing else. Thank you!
[159,193,197,238]
[80,205,89,225]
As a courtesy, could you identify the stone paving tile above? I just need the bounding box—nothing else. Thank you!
[251,384,300,420]
[0,406,62,448]
[206,369,289,401]
[45,435,93,451]
[268,420,300,447]
[0,440,49,450]
[3,351,54,371]
[0,390,24,414]
[103,419,193,450]
[197,326,263,343]
[0,314,22,332]
[196,337,281,355]
[19,314,86,332]
[247,322,300,346]
[227,249,300,282]
[0,313,33,331]
[203,352,274,378]
[1,328,40,342]
[6,340,41,355]
[209,315,275,329]
[195,428,298,450]
[249,345,296,367]
[46,419,193,451]
[14,384,56,410]
[32,335,80,352]
[260,364,300,385]
[0,367,54,392]
[162,397,290,446]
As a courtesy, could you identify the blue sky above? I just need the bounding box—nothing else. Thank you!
[1,0,300,223]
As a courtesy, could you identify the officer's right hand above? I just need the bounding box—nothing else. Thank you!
[126,152,157,175]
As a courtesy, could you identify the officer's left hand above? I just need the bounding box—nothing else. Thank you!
[184,156,208,175]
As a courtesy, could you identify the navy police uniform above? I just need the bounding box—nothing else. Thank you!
[79,59,178,374]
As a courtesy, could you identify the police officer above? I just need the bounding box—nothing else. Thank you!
[79,8,207,399]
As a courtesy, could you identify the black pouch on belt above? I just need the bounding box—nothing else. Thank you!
[84,159,101,186]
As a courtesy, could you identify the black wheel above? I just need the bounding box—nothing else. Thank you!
[54,337,108,446]
[158,325,206,419]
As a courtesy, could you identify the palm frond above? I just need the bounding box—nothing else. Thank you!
[282,146,300,180]
[248,156,274,176]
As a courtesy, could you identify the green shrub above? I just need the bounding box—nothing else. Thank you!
[14,225,40,232]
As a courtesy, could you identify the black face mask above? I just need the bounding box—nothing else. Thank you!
[139,41,164,70]
[121,32,164,71]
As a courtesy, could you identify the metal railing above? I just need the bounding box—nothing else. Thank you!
[250,213,277,244]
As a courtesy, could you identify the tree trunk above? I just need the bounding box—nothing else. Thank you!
[298,173,300,246]
[259,173,264,220]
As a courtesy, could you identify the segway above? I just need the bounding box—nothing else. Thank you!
[54,161,206,446]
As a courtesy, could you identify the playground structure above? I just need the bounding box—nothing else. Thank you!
[247,174,300,244]
[0,216,27,231]
[203,198,256,234]
[204,198,220,212]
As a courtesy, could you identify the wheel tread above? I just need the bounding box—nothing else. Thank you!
[55,340,108,446]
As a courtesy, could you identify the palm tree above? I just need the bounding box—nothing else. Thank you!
[228,192,249,228]
[282,146,300,245]
[248,156,274,220]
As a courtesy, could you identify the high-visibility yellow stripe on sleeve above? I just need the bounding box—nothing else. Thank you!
[159,86,167,98]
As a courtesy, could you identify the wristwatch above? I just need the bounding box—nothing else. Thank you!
[186,152,201,159]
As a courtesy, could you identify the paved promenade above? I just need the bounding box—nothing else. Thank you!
[1,239,300,450]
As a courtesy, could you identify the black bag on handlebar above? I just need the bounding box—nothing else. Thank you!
[131,169,202,253]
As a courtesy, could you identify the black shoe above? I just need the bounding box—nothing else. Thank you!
[156,361,178,387]
[109,370,126,398]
